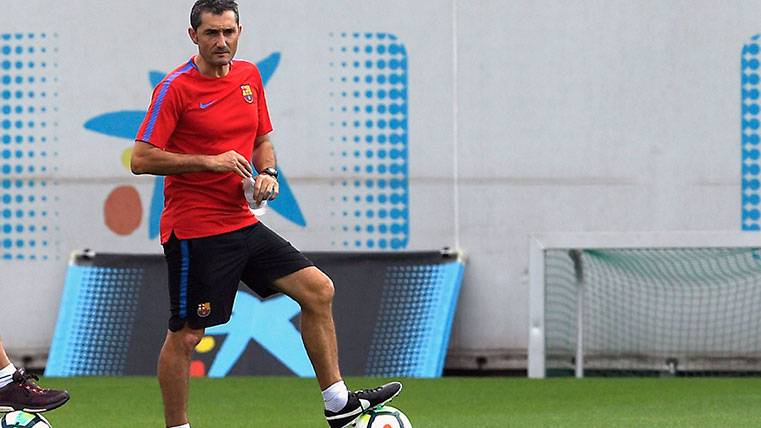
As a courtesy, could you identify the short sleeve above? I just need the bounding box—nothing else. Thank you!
[254,69,273,137]
[135,81,183,149]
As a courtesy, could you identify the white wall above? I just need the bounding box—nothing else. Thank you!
[0,1,754,368]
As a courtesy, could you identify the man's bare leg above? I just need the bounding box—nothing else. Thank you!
[273,267,403,428]
[158,326,204,427]
[274,266,341,389]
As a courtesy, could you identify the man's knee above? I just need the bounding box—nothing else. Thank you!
[304,274,335,308]
[167,327,205,356]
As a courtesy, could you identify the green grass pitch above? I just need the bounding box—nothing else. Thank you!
[22,376,761,427]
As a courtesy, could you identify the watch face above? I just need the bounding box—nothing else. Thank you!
[263,168,278,178]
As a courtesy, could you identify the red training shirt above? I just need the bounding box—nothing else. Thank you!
[135,57,273,243]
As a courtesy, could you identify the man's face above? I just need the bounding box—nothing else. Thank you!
[189,10,241,67]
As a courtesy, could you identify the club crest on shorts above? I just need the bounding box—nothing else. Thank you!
[240,84,254,104]
[197,302,211,317]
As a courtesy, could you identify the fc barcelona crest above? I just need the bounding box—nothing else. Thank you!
[240,84,254,104]
[197,302,211,318]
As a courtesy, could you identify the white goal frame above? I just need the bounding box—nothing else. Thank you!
[528,231,761,379]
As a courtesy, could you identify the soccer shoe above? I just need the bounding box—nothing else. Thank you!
[0,368,70,413]
[324,381,403,428]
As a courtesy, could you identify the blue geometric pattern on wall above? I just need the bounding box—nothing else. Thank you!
[329,32,409,249]
[46,265,143,376]
[365,261,464,377]
[0,32,58,260]
[742,35,761,231]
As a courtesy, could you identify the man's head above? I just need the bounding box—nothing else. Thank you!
[188,0,241,67]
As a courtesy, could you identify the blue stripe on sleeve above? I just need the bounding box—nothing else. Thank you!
[140,61,194,142]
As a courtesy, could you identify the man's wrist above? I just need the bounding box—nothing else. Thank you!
[198,154,213,171]
[261,167,278,179]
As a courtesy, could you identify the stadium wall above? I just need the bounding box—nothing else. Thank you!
[0,0,755,370]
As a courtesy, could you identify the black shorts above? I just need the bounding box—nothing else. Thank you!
[162,222,314,332]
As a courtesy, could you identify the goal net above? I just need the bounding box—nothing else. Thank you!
[528,232,761,378]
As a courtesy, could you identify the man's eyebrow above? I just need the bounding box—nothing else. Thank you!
[202,26,237,33]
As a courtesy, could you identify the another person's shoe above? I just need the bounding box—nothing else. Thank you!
[325,381,403,428]
[0,368,70,412]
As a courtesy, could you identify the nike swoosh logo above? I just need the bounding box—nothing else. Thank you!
[199,100,216,109]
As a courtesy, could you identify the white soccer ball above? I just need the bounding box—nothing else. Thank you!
[355,406,411,428]
[0,411,51,428]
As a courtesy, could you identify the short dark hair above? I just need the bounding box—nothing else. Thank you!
[190,0,239,30]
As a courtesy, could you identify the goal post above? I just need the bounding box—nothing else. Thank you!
[528,231,761,379]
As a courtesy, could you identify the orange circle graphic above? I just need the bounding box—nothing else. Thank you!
[104,185,143,235]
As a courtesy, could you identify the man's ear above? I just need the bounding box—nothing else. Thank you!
[188,27,199,45]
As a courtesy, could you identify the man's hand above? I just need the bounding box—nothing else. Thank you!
[253,173,279,204]
[207,150,253,178]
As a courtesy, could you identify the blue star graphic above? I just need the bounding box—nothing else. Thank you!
[205,291,314,377]
[84,52,307,239]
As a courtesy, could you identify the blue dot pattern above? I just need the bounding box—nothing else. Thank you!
[365,262,464,377]
[45,265,143,376]
[0,32,58,260]
[329,32,409,250]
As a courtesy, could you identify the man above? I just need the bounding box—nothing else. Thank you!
[130,1,401,427]
[0,337,69,413]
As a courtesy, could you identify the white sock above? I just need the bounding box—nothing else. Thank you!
[0,364,16,388]
[322,380,349,412]
[168,424,190,428]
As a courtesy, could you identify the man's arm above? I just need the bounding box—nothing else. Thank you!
[130,140,253,178]
[250,134,279,204]
[252,134,276,172]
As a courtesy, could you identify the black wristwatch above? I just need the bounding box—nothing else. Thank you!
[261,167,279,179]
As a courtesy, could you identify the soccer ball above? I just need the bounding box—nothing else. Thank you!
[0,411,51,428]
[355,406,411,428]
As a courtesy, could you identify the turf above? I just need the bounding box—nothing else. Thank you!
[22,376,761,427]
